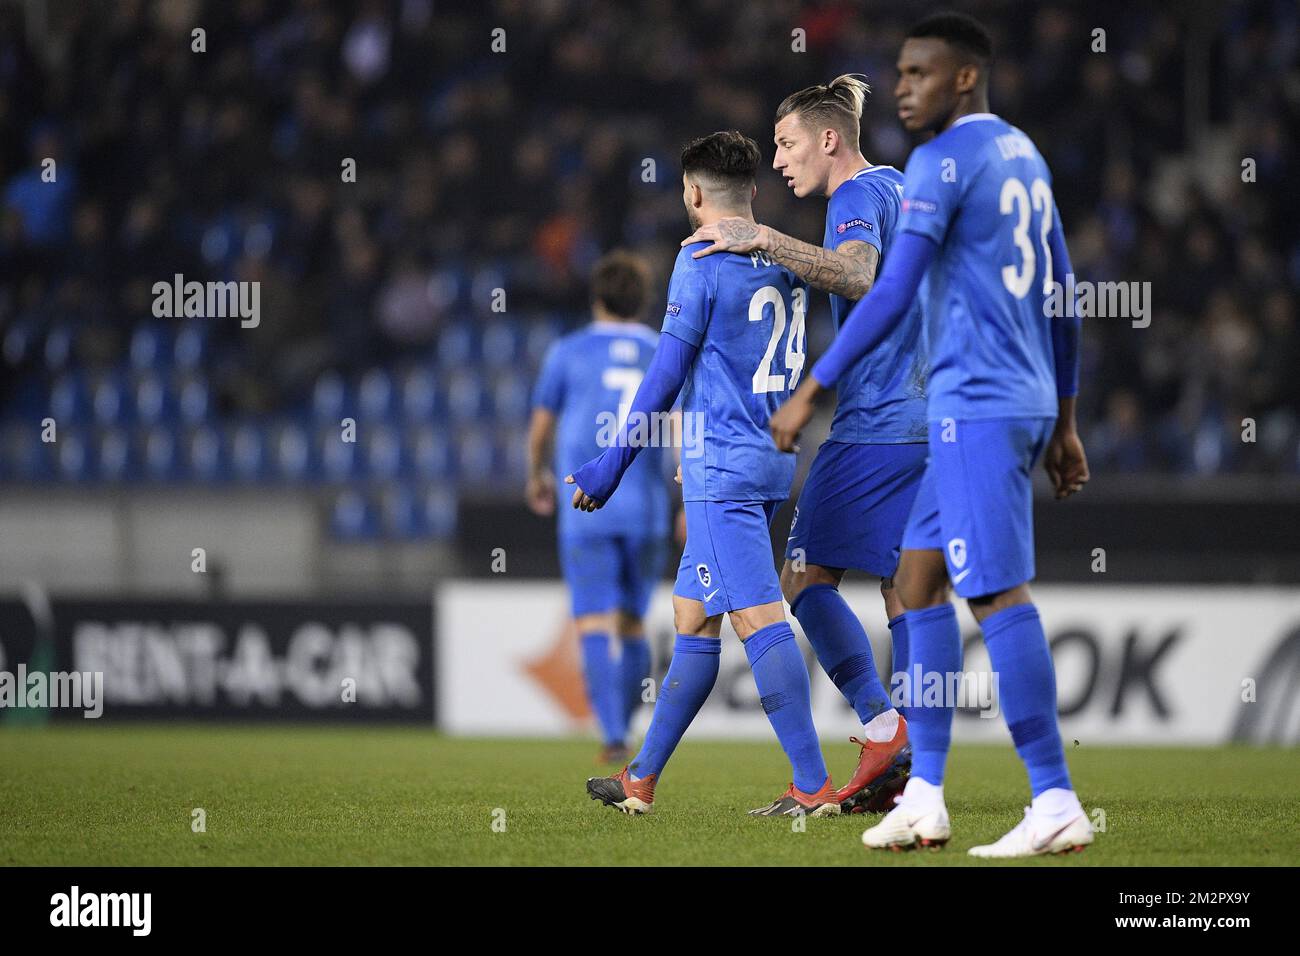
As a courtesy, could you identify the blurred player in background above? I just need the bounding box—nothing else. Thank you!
[772,12,1092,857]
[685,75,927,814]
[527,252,670,764]
[572,132,840,817]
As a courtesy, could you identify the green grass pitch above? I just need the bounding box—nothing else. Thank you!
[1,725,1296,866]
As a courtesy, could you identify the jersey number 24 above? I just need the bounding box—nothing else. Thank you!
[750,285,807,394]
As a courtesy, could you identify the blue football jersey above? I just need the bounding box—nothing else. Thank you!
[532,321,671,537]
[898,113,1061,422]
[662,242,805,502]
[823,166,928,443]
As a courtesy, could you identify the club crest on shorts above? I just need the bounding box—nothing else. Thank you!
[696,563,712,588]
[947,537,968,568]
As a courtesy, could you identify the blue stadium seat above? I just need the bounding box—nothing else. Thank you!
[132,372,175,426]
[176,374,212,425]
[408,425,454,480]
[358,367,396,420]
[186,425,228,482]
[379,484,420,538]
[129,324,172,371]
[312,370,349,422]
[229,422,269,482]
[271,422,313,482]
[1,423,51,480]
[481,319,525,369]
[173,321,209,370]
[141,425,182,481]
[319,426,360,483]
[330,488,379,540]
[490,373,530,425]
[364,423,405,481]
[2,317,39,366]
[43,323,76,373]
[91,372,130,426]
[95,427,136,482]
[436,324,477,370]
[445,369,490,424]
[422,484,458,539]
[54,428,93,482]
[454,427,495,480]
[400,367,439,421]
[524,318,564,364]
[49,372,90,423]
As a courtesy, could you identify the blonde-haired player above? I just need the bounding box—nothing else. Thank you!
[685,74,928,814]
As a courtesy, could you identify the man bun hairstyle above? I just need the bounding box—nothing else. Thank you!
[590,249,650,319]
[907,11,994,66]
[775,74,871,149]
[680,130,762,201]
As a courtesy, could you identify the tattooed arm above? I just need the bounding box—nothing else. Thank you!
[682,217,880,300]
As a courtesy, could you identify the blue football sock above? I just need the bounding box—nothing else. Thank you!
[579,632,626,746]
[620,638,652,725]
[791,584,891,723]
[903,603,962,786]
[744,621,829,794]
[887,613,910,720]
[981,604,1072,796]
[628,635,720,779]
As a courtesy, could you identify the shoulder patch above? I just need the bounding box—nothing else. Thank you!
[665,302,682,316]
[902,198,938,215]
[836,218,874,234]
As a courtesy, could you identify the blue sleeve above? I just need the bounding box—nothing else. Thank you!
[828,181,886,252]
[1048,201,1080,399]
[811,230,938,388]
[897,145,960,245]
[531,340,565,412]
[570,331,697,503]
[660,247,713,347]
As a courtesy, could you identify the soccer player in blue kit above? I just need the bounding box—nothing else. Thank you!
[771,13,1094,856]
[573,131,841,817]
[684,75,927,814]
[527,251,670,765]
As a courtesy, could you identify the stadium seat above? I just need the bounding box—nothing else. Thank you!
[185,425,228,483]
[364,423,405,481]
[173,321,209,370]
[379,484,420,538]
[445,369,490,424]
[129,324,171,371]
[49,372,90,423]
[421,484,458,539]
[329,488,379,540]
[454,428,495,481]
[481,320,524,369]
[319,426,361,483]
[399,367,439,421]
[91,372,129,426]
[271,422,314,483]
[312,370,349,422]
[229,422,269,482]
[95,427,135,482]
[141,425,182,481]
[358,367,396,420]
[43,323,76,373]
[54,428,93,482]
[132,372,173,426]
[176,375,212,425]
[408,425,454,480]
[436,324,477,370]
[489,374,530,425]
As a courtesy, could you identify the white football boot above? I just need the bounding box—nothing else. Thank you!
[968,805,1094,858]
[861,777,950,850]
